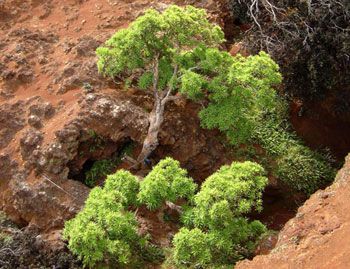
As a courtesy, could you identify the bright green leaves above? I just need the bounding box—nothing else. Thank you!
[192,161,268,229]
[63,183,139,268]
[171,161,268,267]
[64,158,268,268]
[199,51,282,145]
[96,5,225,91]
[138,157,197,210]
[180,70,205,100]
[172,228,212,268]
[97,5,283,149]
[104,170,140,206]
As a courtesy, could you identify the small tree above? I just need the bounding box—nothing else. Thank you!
[138,157,197,210]
[96,5,224,163]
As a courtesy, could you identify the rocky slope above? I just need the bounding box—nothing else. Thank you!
[1,0,349,268]
[0,0,232,246]
[237,153,350,269]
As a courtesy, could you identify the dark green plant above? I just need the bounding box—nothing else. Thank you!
[253,102,336,194]
[85,159,115,187]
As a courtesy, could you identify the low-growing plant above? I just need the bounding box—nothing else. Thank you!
[63,187,140,268]
[65,158,269,268]
[253,103,336,194]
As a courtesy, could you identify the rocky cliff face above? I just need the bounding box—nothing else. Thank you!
[237,154,350,269]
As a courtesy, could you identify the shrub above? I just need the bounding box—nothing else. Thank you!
[192,161,268,229]
[253,105,336,194]
[171,161,268,267]
[172,228,212,268]
[196,51,282,145]
[63,188,140,268]
[65,158,269,268]
[276,145,335,194]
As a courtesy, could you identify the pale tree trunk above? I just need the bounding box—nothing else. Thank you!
[136,98,165,163]
[135,55,179,166]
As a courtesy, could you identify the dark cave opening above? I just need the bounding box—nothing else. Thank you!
[68,159,95,185]
[67,135,137,186]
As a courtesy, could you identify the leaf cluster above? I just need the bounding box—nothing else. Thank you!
[96,5,224,91]
[138,157,197,210]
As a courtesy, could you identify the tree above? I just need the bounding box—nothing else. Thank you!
[96,5,224,164]
[138,157,197,210]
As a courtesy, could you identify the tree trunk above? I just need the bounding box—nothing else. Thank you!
[136,98,165,163]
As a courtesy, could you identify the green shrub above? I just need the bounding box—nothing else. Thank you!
[276,145,335,194]
[172,228,212,268]
[171,161,268,267]
[253,105,336,194]
[65,158,269,268]
[63,188,140,268]
[191,161,267,229]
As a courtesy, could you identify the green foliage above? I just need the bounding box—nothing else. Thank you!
[85,159,114,187]
[275,145,335,194]
[171,161,268,268]
[253,103,336,194]
[104,170,140,206]
[198,52,282,145]
[192,161,268,229]
[97,5,283,148]
[172,228,212,268]
[138,157,197,210]
[96,5,224,89]
[65,157,269,268]
[63,187,140,268]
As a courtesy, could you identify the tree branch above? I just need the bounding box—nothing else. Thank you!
[153,53,160,100]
